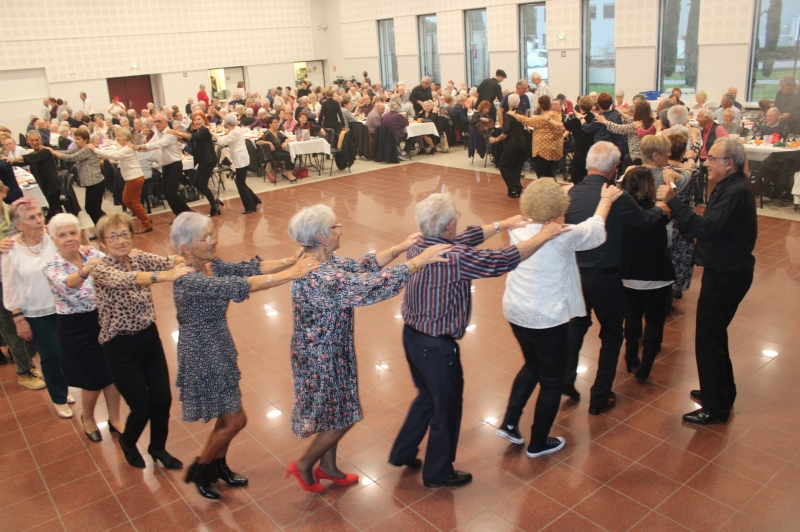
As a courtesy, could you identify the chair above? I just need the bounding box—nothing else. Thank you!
[451,114,469,148]
[372,126,400,163]
[212,146,232,197]
[751,151,800,208]
[258,144,284,186]
[327,128,355,176]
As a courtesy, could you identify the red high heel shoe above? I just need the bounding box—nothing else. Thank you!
[313,466,359,486]
[284,461,323,493]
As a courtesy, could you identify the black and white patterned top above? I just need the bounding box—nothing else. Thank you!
[173,257,260,423]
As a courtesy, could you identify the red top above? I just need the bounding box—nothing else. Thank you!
[197,90,209,106]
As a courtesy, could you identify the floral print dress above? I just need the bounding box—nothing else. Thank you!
[290,253,410,438]
[668,163,699,295]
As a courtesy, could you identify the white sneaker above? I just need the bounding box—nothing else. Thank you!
[54,403,73,418]
[67,394,75,404]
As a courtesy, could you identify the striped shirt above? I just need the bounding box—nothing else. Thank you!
[401,225,521,339]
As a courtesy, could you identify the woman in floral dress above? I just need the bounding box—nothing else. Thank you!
[169,212,317,499]
[284,204,450,492]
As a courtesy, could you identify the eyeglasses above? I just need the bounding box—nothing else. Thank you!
[105,231,132,243]
[189,234,216,245]
[706,155,731,164]
[329,224,343,232]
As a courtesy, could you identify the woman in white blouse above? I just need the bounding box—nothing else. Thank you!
[496,179,622,458]
[1,198,72,418]
[216,113,260,214]
[43,214,124,442]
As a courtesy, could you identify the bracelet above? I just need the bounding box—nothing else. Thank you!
[493,221,501,233]
[267,275,272,288]
[150,272,159,284]
[282,258,287,266]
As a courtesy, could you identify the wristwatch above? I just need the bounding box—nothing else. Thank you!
[493,221,501,233]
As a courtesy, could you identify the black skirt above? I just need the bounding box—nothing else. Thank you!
[55,310,114,391]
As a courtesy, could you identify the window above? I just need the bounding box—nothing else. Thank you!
[418,15,440,84]
[589,5,597,19]
[378,19,398,89]
[658,0,700,92]
[748,0,800,101]
[583,0,616,94]
[520,4,548,84]
[465,10,489,87]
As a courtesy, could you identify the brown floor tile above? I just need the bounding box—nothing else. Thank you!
[0,492,58,531]
[712,442,787,483]
[573,486,649,532]
[205,503,280,532]
[595,423,662,461]
[562,442,634,483]
[285,506,359,531]
[540,511,605,532]
[330,482,404,530]
[639,442,708,483]
[366,508,438,532]
[657,487,736,531]
[116,474,181,518]
[491,485,568,532]
[741,486,800,531]
[629,512,691,531]
[686,463,763,509]
[49,471,112,514]
[60,495,130,532]
[256,485,328,528]
[132,499,202,532]
[39,451,99,490]
[719,511,776,532]
[5,468,47,506]
[455,509,521,532]
[607,463,681,508]
[529,462,602,508]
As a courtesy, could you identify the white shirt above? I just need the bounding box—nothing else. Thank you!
[99,146,144,180]
[82,98,93,114]
[40,106,51,121]
[216,127,250,168]
[136,149,159,179]
[145,128,182,166]
[503,216,607,329]
[108,102,126,115]
[2,235,58,317]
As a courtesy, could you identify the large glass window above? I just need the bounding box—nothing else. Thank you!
[583,0,616,94]
[465,10,489,87]
[658,0,701,92]
[748,0,800,101]
[418,15,440,84]
[378,19,398,89]
[520,4,548,84]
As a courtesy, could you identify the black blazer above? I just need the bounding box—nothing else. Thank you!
[620,199,676,282]
[319,98,345,128]
[187,126,216,166]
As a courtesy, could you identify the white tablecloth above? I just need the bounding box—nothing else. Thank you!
[288,138,331,159]
[406,122,439,138]
[13,168,46,205]
[745,144,800,162]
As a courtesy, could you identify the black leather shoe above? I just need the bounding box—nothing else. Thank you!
[0,351,7,364]
[214,457,248,486]
[690,390,702,401]
[81,415,101,443]
[424,470,472,488]
[119,439,145,469]
[588,392,616,416]
[149,450,183,470]
[108,421,122,434]
[562,383,581,401]
[241,210,256,215]
[626,358,640,373]
[389,458,422,469]
[683,408,728,425]
[185,459,219,499]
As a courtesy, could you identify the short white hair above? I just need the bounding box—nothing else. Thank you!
[245,108,254,117]
[586,141,621,173]
[416,193,456,237]
[224,113,238,127]
[58,125,70,134]
[667,105,689,126]
[170,212,213,252]
[422,76,432,83]
[48,213,80,239]
[507,94,520,110]
[469,87,477,96]
[289,204,336,248]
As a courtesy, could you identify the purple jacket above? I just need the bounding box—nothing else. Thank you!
[380,111,408,139]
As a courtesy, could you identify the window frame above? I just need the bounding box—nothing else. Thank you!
[465,8,489,88]
[519,3,548,84]
[656,0,701,92]
[377,19,398,90]
[582,0,617,94]
[418,14,441,85]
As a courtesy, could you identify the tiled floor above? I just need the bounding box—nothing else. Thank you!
[2,161,800,532]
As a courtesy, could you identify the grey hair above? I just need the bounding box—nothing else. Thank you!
[515,79,528,89]
[245,108,254,117]
[616,91,624,97]
[389,102,401,112]
[695,90,707,102]
[667,105,689,125]
[713,137,746,169]
[132,133,145,144]
[779,74,796,87]
[224,113,238,127]
[531,72,542,82]
[235,104,244,112]
[697,108,714,121]
[288,204,336,248]
[422,76,432,83]
[58,125,70,134]
[767,106,781,115]
[469,87,477,96]
[114,126,131,140]
[170,212,213,253]
[721,93,734,104]
[48,213,81,239]
[299,96,309,105]
[415,193,456,237]
[507,94,520,110]
[89,134,100,144]
[585,141,621,174]
[27,130,41,139]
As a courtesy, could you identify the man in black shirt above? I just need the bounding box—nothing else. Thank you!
[492,93,527,197]
[476,69,507,120]
[775,75,800,134]
[564,142,666,413]
[657,138,757,425]
[297,80,311,99]
[409,76,433,115]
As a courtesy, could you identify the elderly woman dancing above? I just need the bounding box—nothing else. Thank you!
[47,128,107,225]
[169,212,318,499]
[284,204,450,492]
[90,213,194,469]
[217,113,260,214]
[43,214,123,441]
[2,198,71,417]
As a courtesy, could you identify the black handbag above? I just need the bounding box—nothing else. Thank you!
[179,185,200,203]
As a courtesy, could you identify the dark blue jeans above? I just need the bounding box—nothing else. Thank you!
[389,325,463,484]
[502,322,568,448]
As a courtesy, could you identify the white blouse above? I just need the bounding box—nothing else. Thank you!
[100,146,143,181]
[2,235,57,317]
[503,216,607,329]
[216,127,250,169]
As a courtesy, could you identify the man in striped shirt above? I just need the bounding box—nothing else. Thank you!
[389,192,568,488]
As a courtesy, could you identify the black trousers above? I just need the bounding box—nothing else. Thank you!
[566,270,624,407]
[272,150,294,171]
[502,322,568,448]
[193,160,216,207]
[162,161,191,215]
[102,324,172,453]
[498,147,526,195]
[695,269,753,418]
[44,191,62,222]
[533,156,556,179]
[623,285,673,376]
[235,167,258,212]
[390,325,463,484]
[83,181,106,224]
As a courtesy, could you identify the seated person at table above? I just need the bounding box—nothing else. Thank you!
[240,108,256,127]
[296,112,313,134]
[280,109,298,133]
[714,94,741,124]
[451,95,469,127]
[57,125,72,150]
[470,100,495,142]
[761,107,787,139]
[415,101,438,155]
[381,102,412,160]
[249,109,270,129]
[366,103,385,136]
[340,98,357,132]
[719,109,738,135]
[256,117,296,183]
[294,97,317,123]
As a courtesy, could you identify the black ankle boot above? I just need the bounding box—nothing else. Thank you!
[214,457,248,486]
[185,459,220,499]
[119,439,145,469]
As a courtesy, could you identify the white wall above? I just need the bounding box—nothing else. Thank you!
[440,54,467,88]
[48,79,110,115]
[247,64,298,94]
[698,44,752,102]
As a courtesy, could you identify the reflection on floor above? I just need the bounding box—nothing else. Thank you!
[3,162,800,531]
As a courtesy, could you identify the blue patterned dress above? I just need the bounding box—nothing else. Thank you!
[290,253,410,438]
[173,257,261,423]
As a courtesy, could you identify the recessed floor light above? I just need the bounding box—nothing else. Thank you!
[465,324,476,331]
[484,417,497,424]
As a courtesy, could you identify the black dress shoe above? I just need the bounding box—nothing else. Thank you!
[389,458,422,469]
[214,457,248,486]
[119,439,145,469]
[108,421,122,434]
[149,449,184,470]
[241,210,256,215]
[682,408,728,425]
[562,383,581,401]
[626,358,640,373]
[424,470,472,488]
[588,392,616,416]
[0,351,6,364]
[81,415,101,443]
[690,390,702,401]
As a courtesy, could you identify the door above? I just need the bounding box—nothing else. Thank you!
[224,67,245,92]
[305,61,325,87]
[106,75,153,114]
